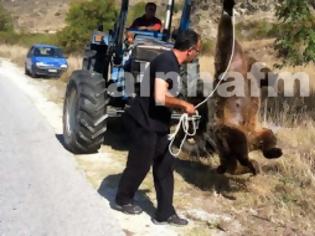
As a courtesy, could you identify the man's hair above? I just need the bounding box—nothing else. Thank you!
[145,2,157,11]
[174,29,200,51]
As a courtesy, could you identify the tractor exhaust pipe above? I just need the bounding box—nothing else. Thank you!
[164,0,174,34]
[178,0,192,32]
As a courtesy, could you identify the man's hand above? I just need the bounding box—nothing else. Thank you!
[155,78,196,115]
[182,102,196,115]
[138,25,161,31]
[125,31,135,44]
[138,26,148,30]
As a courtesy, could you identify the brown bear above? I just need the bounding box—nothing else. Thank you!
[178,1,283,175]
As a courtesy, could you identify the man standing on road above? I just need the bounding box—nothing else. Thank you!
[115,29,201,226]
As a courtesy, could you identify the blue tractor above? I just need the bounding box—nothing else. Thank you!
[63,0,200,154]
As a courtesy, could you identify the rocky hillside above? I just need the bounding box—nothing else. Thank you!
[190,0,280,39]
[0,0,70,33]
[1,0,313,37]
[0,0,146,33]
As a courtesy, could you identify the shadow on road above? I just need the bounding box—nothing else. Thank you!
[55,134,67,149]
[98,174,156,217]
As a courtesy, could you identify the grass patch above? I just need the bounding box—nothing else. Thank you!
[186,225,215,235]
[0,31,58,48]
[0,44,28,66]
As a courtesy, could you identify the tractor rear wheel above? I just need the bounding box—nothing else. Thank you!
[63,70,109,154]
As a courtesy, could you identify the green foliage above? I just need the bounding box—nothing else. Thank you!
[274,0,315,67]
[56,0,117,53]
[127,2,146,26]
[0,3,13,32]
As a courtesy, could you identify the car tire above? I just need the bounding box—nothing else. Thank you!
[30,65,37,78]
[63,70,109,154]
[24,64,30,75]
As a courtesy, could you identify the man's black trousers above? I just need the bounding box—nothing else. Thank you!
[116,114,176,221]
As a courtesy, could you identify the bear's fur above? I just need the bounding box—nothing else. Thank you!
[179,12,283,175]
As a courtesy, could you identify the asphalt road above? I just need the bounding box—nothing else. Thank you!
[0,64,124,235]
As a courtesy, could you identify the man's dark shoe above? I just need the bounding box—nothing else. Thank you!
[152,214,189,226]
[114,202,143,215]
[223,0,235,16]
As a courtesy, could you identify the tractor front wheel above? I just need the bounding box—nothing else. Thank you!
[63,70,109,154]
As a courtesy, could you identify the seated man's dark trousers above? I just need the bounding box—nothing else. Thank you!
[116,113,176,221]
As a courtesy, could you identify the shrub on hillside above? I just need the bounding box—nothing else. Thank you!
[0,4,13,32]
[56,0,118,53]
[274,0,315,67]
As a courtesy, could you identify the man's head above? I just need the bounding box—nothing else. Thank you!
[174,29,201,63]
[145,2,157,19]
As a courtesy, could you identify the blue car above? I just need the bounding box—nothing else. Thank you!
[25,44,68,78]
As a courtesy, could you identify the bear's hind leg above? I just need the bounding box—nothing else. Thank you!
[236,154,259,175]
[254,129,283,159]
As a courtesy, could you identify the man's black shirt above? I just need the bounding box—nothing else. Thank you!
[126,50,180,133]
[129,15,162,32]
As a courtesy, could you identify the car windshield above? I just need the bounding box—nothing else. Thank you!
[34,47,64,58]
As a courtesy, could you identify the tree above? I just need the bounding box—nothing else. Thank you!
[57,0,117,53]
[0,4,13,32]
[274,0,315,67]
[127,2,146,26]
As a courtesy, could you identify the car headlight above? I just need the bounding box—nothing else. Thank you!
[60,64,68,69]
[36,62,50,67]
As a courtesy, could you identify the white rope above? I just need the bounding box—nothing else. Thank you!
[168,10,236,157]
[168,111,200,157]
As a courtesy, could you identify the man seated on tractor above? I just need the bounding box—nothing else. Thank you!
[125,2,162,45]
[129,2,162,32]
